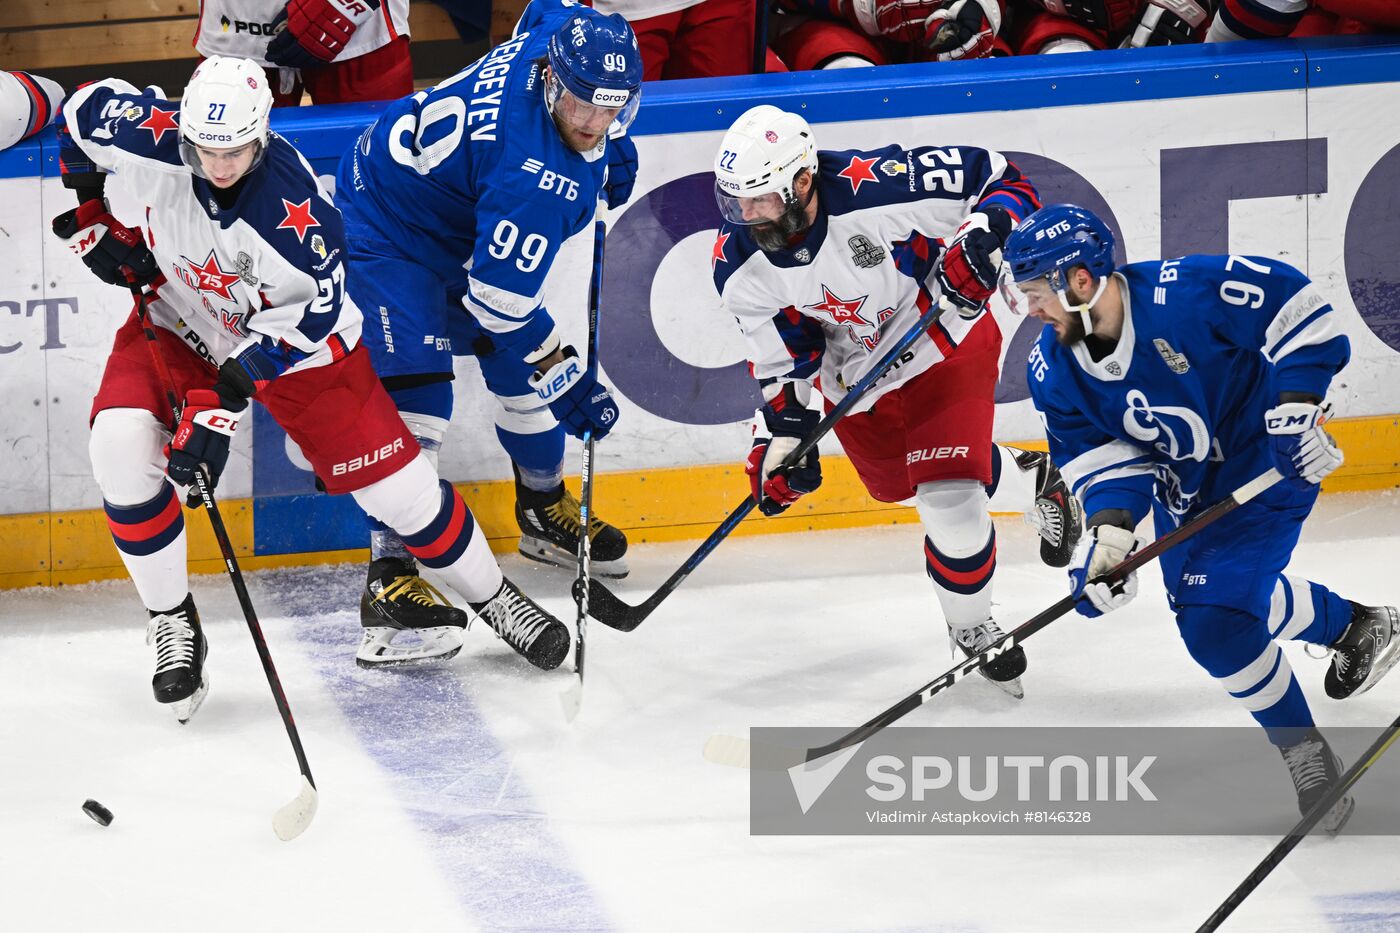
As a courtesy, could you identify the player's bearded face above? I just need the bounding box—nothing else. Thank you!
[745,181,815,253]
[194,142,259,188]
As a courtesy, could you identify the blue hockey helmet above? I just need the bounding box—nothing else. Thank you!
[546,10,643,139]
[1004,203,1116,291]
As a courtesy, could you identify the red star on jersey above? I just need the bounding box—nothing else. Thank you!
[276,197,320,242]
[712,231,730,270]
[185,250,241,302]
[837,155,880,195]
[138,106,179,144]
[805,285,869,328]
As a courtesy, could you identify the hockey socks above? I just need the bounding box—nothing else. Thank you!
[104,483,189,614]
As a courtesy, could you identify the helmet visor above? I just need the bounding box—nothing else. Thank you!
[180,137,264,184]
[714,186,788,225]
[546,70,640,138]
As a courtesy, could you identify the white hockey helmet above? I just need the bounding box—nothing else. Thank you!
[178,56,273,179]
[713,104,818,225]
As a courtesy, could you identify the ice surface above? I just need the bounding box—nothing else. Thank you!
[4,491,1399,932]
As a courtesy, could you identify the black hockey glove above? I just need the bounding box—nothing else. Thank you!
[52,199,161,287]
[166,364,252,506]
[1124,0,1214,47]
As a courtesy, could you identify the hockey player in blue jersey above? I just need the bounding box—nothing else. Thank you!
[711,105,1085,699]
[335,0,642,646]
[1005,203,1400,833]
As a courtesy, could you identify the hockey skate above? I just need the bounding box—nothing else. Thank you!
[357,557,470,669]
[949,619,1026,699]
[516,476,629,579]
[1279,728,1354,835]
[1012,448,1084,568]
[146,593,208,724]
[1325,603,1400,700]
[469,577,571,671]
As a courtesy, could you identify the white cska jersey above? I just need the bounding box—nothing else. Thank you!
[195,0,411,66]
[61,79,361,385]
[713,145,1040,414]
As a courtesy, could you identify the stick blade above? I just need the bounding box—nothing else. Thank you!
[272,775,318,841]
[560,675,583,723]
[703,733,751,769]
[585,579,647,632]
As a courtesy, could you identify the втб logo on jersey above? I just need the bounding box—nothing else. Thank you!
[1122,388,1210,461]
[521,158,579,201]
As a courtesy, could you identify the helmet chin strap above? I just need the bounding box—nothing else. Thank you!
[1055,274,1109,337]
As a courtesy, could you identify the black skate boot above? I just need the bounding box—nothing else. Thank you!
[1012,448,1084,568]
[469,577,571,671]
[357,556,470,668]
[515,474,629,578]
[949,619,1026,699]
[1325,603,1400,700]
[1279,727,1354,835]
[145,593,208,724]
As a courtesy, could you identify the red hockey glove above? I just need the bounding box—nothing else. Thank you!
[745,384,822,517]
[51,199,160,287]
[935,204,1013,318]
[838,0,944,41]
[267,0,381,69]
[166,382,249,506]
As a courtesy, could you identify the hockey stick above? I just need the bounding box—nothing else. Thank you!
[704,467,1284,772]
[1197,711,1400,932]
[584,297,960,633]
[127,281,318,841]
[561,210,607,722]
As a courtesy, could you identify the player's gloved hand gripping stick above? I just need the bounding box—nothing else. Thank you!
[580,287,968,633]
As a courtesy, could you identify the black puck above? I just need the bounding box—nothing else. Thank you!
[82,799,113,827]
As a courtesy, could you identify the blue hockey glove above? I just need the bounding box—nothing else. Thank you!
[166,381,249,506]
[529,346,620,440]
[1265,401,1343,487]
[745,385,822,516]
[1068,524,1142,618]
[603,135,638,210]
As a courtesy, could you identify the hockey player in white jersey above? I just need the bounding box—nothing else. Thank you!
[1004,202,1400,832]
[53,58,573,721]
[711,105,1082,697]
[335,0,641,640]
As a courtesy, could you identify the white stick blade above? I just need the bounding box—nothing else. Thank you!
[272,775,318,841]
[560,677,583,723]
[702,734,752,769]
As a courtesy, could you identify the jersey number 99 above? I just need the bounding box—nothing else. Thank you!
[488,219,548,273]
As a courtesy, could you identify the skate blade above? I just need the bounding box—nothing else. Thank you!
[1321,794,1356,837]
[355,626,464,668]
[518,537,629,579]
[172,676,209,724]
[979,670,1024,700]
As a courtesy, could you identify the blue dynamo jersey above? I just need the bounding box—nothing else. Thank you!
[1027,254,1350,524]
[337,0,607,337]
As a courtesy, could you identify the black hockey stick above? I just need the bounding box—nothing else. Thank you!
[704,467,1284,770]
[561,211,607,722]
[1197,711,1400,932]
[584,297,960,633]
[127,281,318,840]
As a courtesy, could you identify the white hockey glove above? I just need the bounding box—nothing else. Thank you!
[1068,523,1143,618]
[1265,401,1343,486]
[924,0,1004,61]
